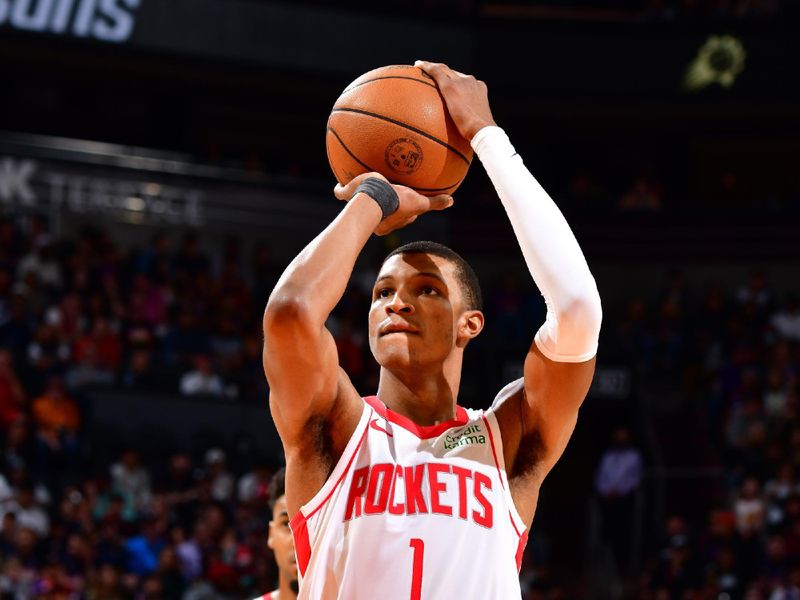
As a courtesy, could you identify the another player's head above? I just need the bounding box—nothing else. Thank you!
[267,467,299,595]
[369,241,484,370]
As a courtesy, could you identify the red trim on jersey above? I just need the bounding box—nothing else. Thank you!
[515,530,529,572]
[288,408,372,576]
[483,417,529,560]
[292,411,371,523]
[291,512,312,578]
[481,416,505,491]
[364,396,469,439]
[508,511,522,538]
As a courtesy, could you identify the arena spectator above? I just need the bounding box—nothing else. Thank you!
[120,349,162,392]
[0,349,25,430]
[0,482,49,537]
[595,426,644,572]
[238,463,272,507]
[16,235,63,292]
[158,453,201,529]
[110,449,152,514]
[735,477,766,536]
[773,295,800,342]
[27,323,71,388]
[32,376,80,438]
[203,448,234,504]
[179,354,225,397]
[125,517,167,577]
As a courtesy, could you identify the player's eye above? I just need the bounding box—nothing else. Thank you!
[421,286,438,295]
[376,288,393,299]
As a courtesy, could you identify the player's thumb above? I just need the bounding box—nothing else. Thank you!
[333,183,351,201]
[428,195,454,211]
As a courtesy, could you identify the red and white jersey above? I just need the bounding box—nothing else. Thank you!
[290,395,528,599]
[251,592,277,600]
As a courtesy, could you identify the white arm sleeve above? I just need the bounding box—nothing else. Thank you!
[472,126,602,363]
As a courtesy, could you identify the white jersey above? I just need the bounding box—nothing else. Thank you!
[290,396,528,599]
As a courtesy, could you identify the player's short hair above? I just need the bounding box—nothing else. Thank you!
[383,241,483,311]
[268,467,286,511]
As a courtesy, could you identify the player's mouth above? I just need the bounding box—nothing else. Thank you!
[379,320,420,336]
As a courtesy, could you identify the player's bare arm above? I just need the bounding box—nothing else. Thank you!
[418,60,603,526]
[262,173,452,516]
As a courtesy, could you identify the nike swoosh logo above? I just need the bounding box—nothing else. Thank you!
[370,419,393,437]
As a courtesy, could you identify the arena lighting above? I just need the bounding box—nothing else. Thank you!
[125,196,146,211]
[684,34,747,91]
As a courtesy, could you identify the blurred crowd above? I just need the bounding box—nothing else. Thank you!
[0,216,290,599]
[1,212,800,599]
[598,270,800,599]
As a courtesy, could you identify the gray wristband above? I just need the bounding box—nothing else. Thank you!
[354,178,399,221]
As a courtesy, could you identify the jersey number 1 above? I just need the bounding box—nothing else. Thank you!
[409,538,424,600]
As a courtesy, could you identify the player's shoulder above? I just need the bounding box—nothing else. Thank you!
[489,377,526,413]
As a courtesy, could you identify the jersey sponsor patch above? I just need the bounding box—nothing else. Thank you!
[443,423,486,451]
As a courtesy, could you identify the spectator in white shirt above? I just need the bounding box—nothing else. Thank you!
[179,354,224,397]
[772,295,800,342]
[0,482,49,537]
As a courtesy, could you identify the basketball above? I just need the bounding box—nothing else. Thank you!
[326,65,474,196]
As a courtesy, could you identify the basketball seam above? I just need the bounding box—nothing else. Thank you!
[330,107,472,166]
[343,76,437,94]
[327,126,380,174]
[327,127,464,193]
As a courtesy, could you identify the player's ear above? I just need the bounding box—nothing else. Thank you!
[267,521,275,549]
[457,310,484,347]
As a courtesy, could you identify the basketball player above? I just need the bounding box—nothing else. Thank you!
[254,468,298,600]
[262,60,602,598]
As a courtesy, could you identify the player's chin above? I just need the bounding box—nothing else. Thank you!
[372,341,417,370]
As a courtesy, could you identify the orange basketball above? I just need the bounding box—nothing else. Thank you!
[326,65,473,197]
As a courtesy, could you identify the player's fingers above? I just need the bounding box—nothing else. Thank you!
[428,195,455,211]
[415,60,455,81]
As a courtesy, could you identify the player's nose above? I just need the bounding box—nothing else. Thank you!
[385,293,414,315]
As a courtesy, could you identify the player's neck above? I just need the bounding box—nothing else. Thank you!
[277,572,298,600]
[376,356,462,426]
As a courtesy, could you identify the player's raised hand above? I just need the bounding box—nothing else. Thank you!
[334,172,453,236]
[415,60,496,142]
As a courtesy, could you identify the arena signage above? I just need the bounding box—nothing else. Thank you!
[0,0,141,43]
[0,156,203,225]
